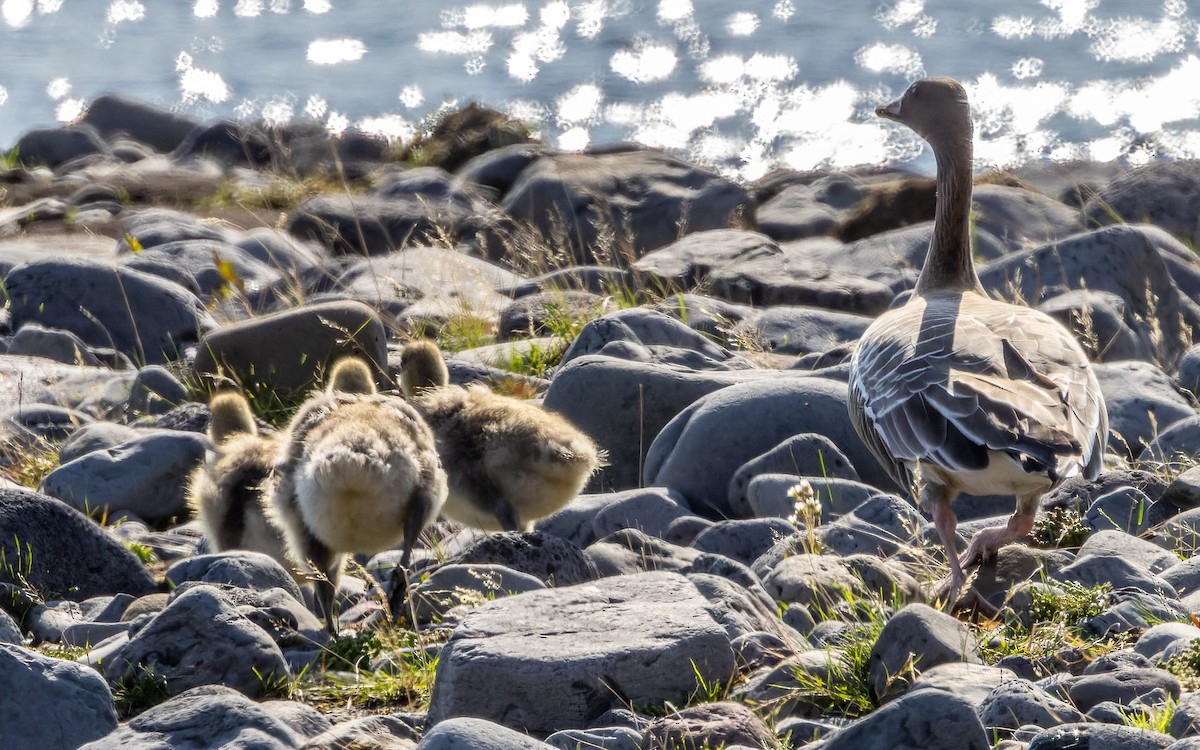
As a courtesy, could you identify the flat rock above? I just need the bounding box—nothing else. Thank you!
[644,376,896,518]
[1083,160,1200,248]
[976,679,1088,737]
[728,433,859,516]
[971,183,1083,252]
[536,487,693,548]
[868,603,982,702]
[630,229,781,290]
[1027,723,1174,750]
[193,300,390,393]
[448,531,594,587]
[501,150,752,265]
[4,256,214,364]
[103,585,290,700]
[816,689,989,749]
[0,643,117,750]
[559,308,754,371]
[1065,667,1181,712]
[815,493,929,558]
[730,307,872,356]
[79,684,322,750]
[40,430,207,522]
[641,701,776,750]
[1093,361,1194,459]
[426,571,786,734]
[163,551,303,601]
[419,717,555,750]
[0,488,157,600]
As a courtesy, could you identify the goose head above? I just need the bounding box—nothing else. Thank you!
[876,77,972,154]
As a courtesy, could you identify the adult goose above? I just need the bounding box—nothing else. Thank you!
[847,77,1108,609]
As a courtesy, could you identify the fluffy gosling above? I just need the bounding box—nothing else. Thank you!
[187,392,296,576]
[398,340,602,532]
[271,357,447,632]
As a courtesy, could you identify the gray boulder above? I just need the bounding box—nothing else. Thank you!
[631,229,781,290]
[536,487,693,548]
[1065,667,1181,712]
[1142,416,1200,465]
[0,488,157,600]
[1093,361,1195,459]
[192,300,389,393]
[80,92,200,153]
[971,183,1083,252]
[103,585,290,700]
[1135,623,1200,662]
[1038,289,1154,362]
[14,124,111,168]
[4,256,214,364]
[79,684,322,750]
[426,571,788,734]
[976,679,1088,737]
[164,552,303,601]
[0,609,19,644]
[745,474,881,522]
[448,531,594,587]
[905,662,1016,707]
[818,690,989,749]
[40,430,207,522]
[728,433,860,515]
[816,493,929,558]
[543,356,765,491]
[868,603,982,702]
[409,563,545,624]
[730,306,872,356]
[1075,529,1179,575]
[305,714,420,750]
[644,376,895,518]
[978,225,1200,369]
[1084,161,1200,248]
[641,701,776,750]
[559,307,754,371]
[762,554,920,614]
[692,518,797,568]
[1085,486,1169,535]
[7,322,105,366]
[1027,723,1174,750]
[501,150,753,265]
[419,717,554,750]
[0,643,117,750]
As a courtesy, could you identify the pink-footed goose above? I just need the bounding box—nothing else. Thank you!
[847,77,1108,610]
[271,357,447,632]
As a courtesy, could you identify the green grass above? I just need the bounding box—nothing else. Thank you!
[975,580,1120,665]
[113,666,171,718]
[1164,640,1200,691]
[1030,507,1090,549]
[0,439,60,489]
[637,660,740,717]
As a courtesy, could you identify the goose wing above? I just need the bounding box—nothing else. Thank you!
[849,293,1107,489]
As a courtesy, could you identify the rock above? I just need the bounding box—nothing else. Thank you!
[1177,345,1200,397]
[971,183,1083,252]
[449,532,594,587]
[1135,623,1200,662]
[1038,289,1154,362]
[543,356,764,491]
[631,229,781,290]
[56,422,144,463]
[40,430,207,522]
[536,487,693,548]
[559,308,753,371]
[0,643,116,749]
[728,433,859,515]
[761,554,920,614]
[14,124,111,168]
[127,365,188,416]
[1054,554,1175,598]
[745,474,880,522]
[1042,470,1169,515]
[1075,529,1179,575]
[1085,486,1170,535]
[163,552,303,601]
[1083,161,1200,248]
[426,571,787,734]
[692,519,797,568]
[419,717,554,750]
[1065,667,1181,712]
[654,294,757,341]
[645,376,896,518]
[867,603,982,702]
[305,713,421,749]
[172,120,271,167]
[123,238,282,302]
[1169,691,1200,738]
[905,662,1017,707]
[1086,590,1191,636]
[817,689,989,749]
[501,150,753,265]
[1093,361,1195,458]
[546,727,640,750]
[80,92,200,153]
[706,242,897,315]
[976,679,1089,737]
[7,322,105,366]
[0,488,157,600]
[457,141,557,199]
[0,609,19,644]
[970,545,1071,608]
[730,306,872,356]
[978,225,1200,369]
[815,493,928,557]
[498,290,607,341]
[193,300,390,393]
[1143,420,1200,467]
[585,529,701,578]
[103,585,290,700]
[1027,723,1174,750]
[1161,556,1200,597]
[4,256,214,364]
[119,208,227,249]
[641,702,776,750]
[79,684,321,750]
[409,564,545,624]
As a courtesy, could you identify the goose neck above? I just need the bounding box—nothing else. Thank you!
[915,141,983,296]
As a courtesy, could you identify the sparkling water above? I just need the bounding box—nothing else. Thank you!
[1,0,1197,178]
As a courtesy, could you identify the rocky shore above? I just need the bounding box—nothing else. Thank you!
[5,93,1200,749]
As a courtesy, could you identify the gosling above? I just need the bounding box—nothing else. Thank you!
[398,340,602,532]
[187,392,297,577]
[271,357,447,632]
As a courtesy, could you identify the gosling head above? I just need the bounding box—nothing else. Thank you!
[399,340,449,399]
[326,356,377,396]
[207,392,258,445]
[876,77,972,153]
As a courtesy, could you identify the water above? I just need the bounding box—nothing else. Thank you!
[2,0,1199,179]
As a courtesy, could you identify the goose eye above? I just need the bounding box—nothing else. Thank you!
[908,83,921,97]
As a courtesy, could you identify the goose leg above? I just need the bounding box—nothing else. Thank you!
[959,495,1038,570]
[928,485,967,607]
[298,529,342,634]
[493,494,523,533]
